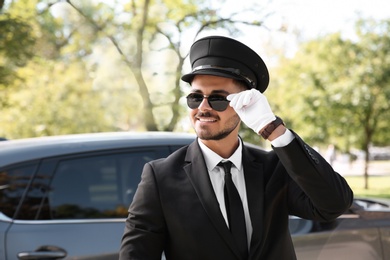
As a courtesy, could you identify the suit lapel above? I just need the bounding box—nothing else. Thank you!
[184,140,242,258]
[242,146,264,254]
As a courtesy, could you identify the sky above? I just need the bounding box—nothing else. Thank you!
[32,0,390,53]
[268,0,390,38]
[220,0,390,37]
[200,0,390,62]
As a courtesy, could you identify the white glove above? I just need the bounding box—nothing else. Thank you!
[227,89,276,134]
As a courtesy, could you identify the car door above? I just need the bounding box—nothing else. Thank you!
[5,146,170,260]
[0,163,40,260]
[290,200,388,260]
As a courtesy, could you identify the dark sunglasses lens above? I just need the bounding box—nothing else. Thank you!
[208,95,229,111]
[186,93,203,109]
[186,93,229,111]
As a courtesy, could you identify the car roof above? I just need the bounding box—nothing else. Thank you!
[0,131,196,167]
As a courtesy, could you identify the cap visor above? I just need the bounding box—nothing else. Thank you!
[181,69,243,84]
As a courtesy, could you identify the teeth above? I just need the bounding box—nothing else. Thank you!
[198,118,216,122]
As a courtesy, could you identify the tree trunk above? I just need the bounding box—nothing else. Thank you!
[362,120,374,190]
[133,0,158,131]
[165,57,185,131]
[133,68,158,131]
[363,145,369,189]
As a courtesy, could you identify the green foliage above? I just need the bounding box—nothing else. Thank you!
[8,0,387,147]
[1,0,271,138]
[0,13,36,88]
[345,174,390,199]
[0,0,119,138]
[0,59,116,138]
[270,18,390,189]
[271,18,390,152]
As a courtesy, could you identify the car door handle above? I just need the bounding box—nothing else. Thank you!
[17,245,67,260]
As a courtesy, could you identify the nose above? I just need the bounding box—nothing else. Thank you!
[197,96,212,111]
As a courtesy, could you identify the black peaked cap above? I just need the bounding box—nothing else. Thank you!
[181,36,269,92]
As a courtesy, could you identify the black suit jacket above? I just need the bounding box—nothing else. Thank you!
[120,133,353,260]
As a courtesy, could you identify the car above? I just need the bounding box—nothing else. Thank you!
[290,197,390,260]
[370,146,390,161]
[1,132,389,260]
[0,132,196,260]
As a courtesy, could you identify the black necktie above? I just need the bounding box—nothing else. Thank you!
[218,161,248,259]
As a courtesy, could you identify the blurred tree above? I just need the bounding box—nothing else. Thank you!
[0,59,115,137]
[62,0,269,131]
[0,1,36,95]
[0,0,115,137]
[1,0,272,137]
[271,18,390,189]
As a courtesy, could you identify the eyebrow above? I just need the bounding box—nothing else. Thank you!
[190,89,230,95]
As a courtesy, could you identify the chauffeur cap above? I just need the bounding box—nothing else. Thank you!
[181,36,269,92]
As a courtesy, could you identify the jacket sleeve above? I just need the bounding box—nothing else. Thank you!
[272,131,354,221]
[119,162,166,260]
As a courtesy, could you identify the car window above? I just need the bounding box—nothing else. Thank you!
[0,163,38,218]
[170,145,187,153]
[16,149,163,220]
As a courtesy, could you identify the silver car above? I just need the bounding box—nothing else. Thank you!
[290,197,390,260]
[0,132,195,260]
[1,132,389,259]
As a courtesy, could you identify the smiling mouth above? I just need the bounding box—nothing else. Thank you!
[195,111,218,123]
[196,117,217,122]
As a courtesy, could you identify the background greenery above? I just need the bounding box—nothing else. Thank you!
[345,175,390,199]
[1,0,389,190]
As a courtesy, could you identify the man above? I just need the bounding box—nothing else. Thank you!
[120,35,353,260]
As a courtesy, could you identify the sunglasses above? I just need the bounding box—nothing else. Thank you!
[186,93,230,112]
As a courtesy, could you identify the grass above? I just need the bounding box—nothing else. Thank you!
[344,175,390,199]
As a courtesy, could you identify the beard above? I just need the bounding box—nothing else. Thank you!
[193,112,241,141]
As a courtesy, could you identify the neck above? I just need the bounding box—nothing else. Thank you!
[200,135,239,159]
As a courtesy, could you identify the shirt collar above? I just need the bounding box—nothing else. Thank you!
[197,138,243,171]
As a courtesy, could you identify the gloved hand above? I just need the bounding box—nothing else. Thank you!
[227,89,276,134]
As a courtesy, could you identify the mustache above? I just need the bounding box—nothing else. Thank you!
[196,111,212,117]
[195,111,220,121]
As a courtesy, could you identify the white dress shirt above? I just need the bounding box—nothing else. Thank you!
[197,129,295,247]
[198,139,253,246]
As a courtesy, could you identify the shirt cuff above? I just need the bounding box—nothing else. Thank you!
[270,129,295,147]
